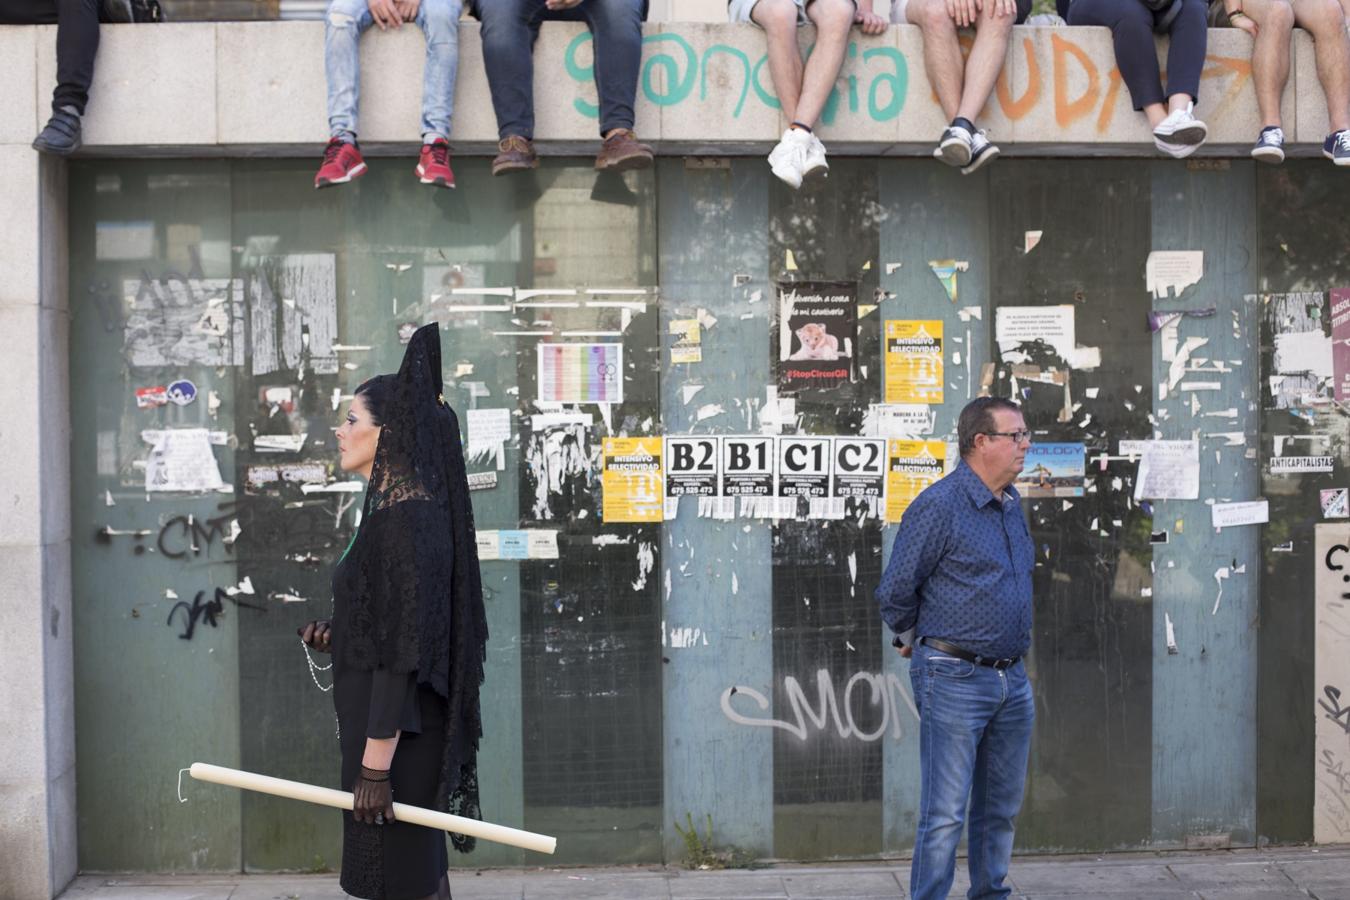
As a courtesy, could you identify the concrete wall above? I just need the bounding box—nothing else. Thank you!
[0,18,1339,899]
[1,22,1336,154]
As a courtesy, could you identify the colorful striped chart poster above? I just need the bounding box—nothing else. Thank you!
[537,342,623,404]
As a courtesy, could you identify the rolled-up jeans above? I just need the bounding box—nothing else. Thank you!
[477,0,645,139]
[325,0,463,141]
[909,640,1035,900]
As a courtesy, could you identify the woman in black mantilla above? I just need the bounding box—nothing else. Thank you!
[300,324,488,900]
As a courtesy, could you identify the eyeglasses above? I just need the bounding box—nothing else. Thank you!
[984,430,1032,444]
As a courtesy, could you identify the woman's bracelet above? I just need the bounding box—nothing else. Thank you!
[1229,9,1248,18]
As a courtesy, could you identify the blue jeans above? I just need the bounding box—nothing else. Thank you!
[910,640,1035,900]
[476,0,645,139]
[325,0,463,141]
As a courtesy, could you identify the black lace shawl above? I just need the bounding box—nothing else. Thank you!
[337,323,488,853]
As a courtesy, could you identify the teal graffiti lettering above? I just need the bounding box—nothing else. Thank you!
[565,31,599,119]
[700,45,752,118]
[642,33,698,106]
[863,47,907,120]
[563,32,907,122]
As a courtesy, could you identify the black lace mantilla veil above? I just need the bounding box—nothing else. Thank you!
[341,323,488,852]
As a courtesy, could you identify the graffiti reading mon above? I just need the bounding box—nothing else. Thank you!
[721,669,919,743]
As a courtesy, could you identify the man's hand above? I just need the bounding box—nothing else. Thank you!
[946,0,980,28]
[545,0,583,9]
[1230,10,1259,36]
[395,0,420,21]
[895,643,913,658]
[367,0,401,29]
[855,7,888,33]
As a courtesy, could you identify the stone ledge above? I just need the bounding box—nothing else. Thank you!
[0,21,1332,151]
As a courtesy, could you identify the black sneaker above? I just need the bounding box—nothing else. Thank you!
[32,108,82,156]
[1324,130,1350,167]
[1250,126,1285,164]
[961,131,1000,175]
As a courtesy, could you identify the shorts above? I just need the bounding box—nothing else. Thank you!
[729,0,858,26]
[890,0,1032,24]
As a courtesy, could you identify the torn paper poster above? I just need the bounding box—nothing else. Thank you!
[777,437,832,518]
[1210,499,1269,529]
[601,436,663,523]
[527,530,559,560]
[467,471,497,492]
[831,438,886,516]
[254,433,307,453]
[1321,488,1349,518]
[1145,250,1203,300]
[669,318,702,364]
[1148,307,1217,333]
[1024,231,1043,254]
[124,277,246,368]
[1270,456,1334,475]
[1165,613,1178,654]
[886,439,946,523]
[1014,443,1085,498]
[864,403,935,438]
[927,259,969,303]
[1133,440,1200,501]
[1274,330,1334,378]
[248,254,339,375]
[144,428,225,492]
[885,320,943,404]
[499,531,529,560]
[995,305,1075,364]
[721,436,775,499]
[245,462,327,491]
[778,281,856,397]
[537,343,623,404]
[1333,288,1350,402]
[1212,563,1246,615]
[1167,336,1210,392]
[665,436,718,504]
[525,413,593,521]
[467,408,511,471]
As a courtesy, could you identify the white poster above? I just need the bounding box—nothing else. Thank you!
[1133,440,1200,501]
[1315,525,1350,843]
[144,428,226,493]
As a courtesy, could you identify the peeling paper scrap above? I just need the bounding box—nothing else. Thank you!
[1210,499,1269,529]
[957,305,983,322]
[1024,231,1043,254]
[885,262,903,275]
[1180,381,1222,391]
[1167,336,1210,391]
[1165,613,1178,654]
[1146,250,1203,299]
[927,259,969,303]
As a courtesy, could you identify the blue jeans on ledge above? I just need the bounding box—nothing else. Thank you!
[475,0,645,139]
[325,0,463,141]
[909,640,1035,900]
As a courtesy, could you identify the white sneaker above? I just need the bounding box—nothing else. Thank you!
[934,123,975,167]
[1152,102,1207,146]
[1154,135,1199,159]
[802,134,829,182]
[768,128,812,190]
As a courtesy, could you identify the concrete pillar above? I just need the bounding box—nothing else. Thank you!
[0,27,76,900]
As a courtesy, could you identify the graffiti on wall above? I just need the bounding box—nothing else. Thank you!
[1315,529,1350,843]
[564,32,1254,136]
[721,668,919,743]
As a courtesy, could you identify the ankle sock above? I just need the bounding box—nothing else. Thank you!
[789,121,813,134]
[1260,125,1281,135]
[951,116,975,133]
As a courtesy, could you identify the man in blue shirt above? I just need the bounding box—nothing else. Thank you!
[876,396,1035,900]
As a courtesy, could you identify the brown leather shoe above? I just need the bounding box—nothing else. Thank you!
[595,129,653,172]
[492,135,538,176]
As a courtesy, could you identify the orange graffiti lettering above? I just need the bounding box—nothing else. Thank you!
[1096,67,1124,134]
[996,37,1042,120]
[1052,34,1100,128]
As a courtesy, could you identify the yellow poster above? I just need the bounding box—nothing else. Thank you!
[602,436,664,523]
[885,320,943,404]
[670,319,702,364]
[885,439,946,523]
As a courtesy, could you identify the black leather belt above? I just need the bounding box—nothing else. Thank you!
[922,637,1020,670]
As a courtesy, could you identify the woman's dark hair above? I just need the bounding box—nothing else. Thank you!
[354,374,397,427]
[957,396,1022,457]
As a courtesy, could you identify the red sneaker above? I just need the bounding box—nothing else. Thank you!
[416,139,456,189]
[314,138,367,189]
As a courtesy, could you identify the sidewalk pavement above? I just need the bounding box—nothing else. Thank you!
[58,845,1350,900]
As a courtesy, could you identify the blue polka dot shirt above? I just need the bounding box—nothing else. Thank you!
[876,459,1035,659]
